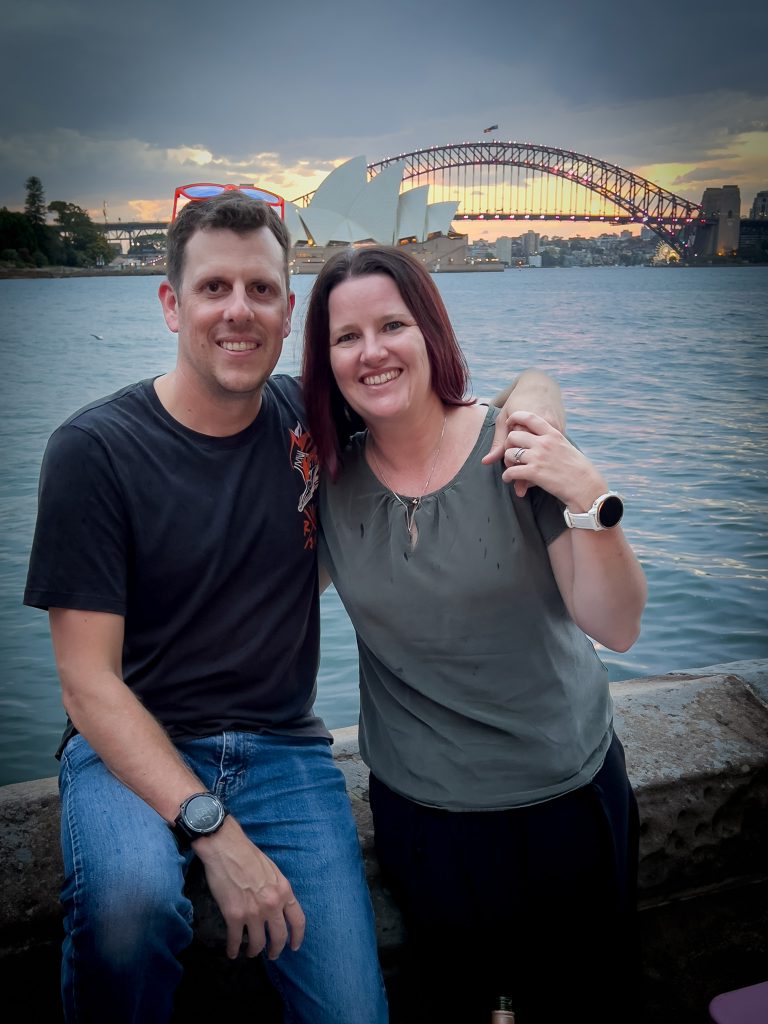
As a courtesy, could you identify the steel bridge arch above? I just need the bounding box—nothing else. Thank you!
[354,142,703,254]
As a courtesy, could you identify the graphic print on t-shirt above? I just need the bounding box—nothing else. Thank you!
[289,422,319,549]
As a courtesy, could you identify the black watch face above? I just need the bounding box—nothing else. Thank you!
[185,794,223,833]
[598,495,623,528]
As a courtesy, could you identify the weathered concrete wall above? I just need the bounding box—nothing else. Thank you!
[1,659,767,1022]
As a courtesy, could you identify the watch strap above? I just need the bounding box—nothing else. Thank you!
[170,818,195,848]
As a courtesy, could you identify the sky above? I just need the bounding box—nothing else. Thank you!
[1,0,766,241]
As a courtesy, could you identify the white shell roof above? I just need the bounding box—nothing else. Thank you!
[292,157,456,246]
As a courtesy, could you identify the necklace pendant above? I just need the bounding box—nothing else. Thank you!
[405,503,419,550]
[405,501,419,537]
[368,411,446,555]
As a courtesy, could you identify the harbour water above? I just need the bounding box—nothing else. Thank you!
[1,266,767,787]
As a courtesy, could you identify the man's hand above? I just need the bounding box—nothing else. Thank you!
[483,369,565,496]
[195,816,306,960]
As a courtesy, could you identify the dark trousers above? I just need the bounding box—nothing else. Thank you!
[369,733,640,1024]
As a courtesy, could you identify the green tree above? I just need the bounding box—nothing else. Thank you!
[48,200,114,267]
[24,176,47,226]
[541,249,561,268]
[20,176,65,266]
[0,207,38,266]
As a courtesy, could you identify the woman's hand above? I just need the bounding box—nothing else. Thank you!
[483,371,565,496]
[494,410,647,652]
[494,409,607,508]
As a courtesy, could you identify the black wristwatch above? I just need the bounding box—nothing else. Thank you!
[171,792,227,847]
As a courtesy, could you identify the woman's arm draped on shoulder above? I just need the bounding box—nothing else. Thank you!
[496,410,647,652]
[483,369,565,496]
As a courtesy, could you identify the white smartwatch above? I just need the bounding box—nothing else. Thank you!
[563,491,624,531]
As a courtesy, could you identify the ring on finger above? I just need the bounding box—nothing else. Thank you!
[512,447,527,465]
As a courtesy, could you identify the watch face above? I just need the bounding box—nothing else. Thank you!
[598,494,623,528]
[185,794,224,833]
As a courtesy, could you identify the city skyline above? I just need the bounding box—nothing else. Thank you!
[1,0,766,241]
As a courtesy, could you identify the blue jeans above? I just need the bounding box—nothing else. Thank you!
[59,732,388,1024]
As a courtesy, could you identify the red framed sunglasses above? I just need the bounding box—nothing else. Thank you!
[171,183,286,221]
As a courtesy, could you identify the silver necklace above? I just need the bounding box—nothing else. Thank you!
[368,413,447,549]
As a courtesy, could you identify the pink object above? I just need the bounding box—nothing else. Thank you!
[709,980,768,1023]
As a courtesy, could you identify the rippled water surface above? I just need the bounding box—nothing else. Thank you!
[1,267,766,785]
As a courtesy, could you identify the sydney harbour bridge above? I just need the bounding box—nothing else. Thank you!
[104,141,705,257]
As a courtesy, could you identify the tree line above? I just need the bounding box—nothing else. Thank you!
[0,177,115,269]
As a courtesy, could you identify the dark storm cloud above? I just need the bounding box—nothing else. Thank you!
[6,0,765,151]
[1,0,499,156]
[1,0,765,213]
[480,0,768,102]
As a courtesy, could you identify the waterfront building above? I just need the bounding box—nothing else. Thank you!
[494,236,514,264]
[281,155,467,272]
[521,230,540,255]
[285,156,457,248]
[749,190,768,219]
[737,217,768,262]
[469,239,498,263]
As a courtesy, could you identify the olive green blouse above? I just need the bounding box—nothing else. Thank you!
[319,406,613,811]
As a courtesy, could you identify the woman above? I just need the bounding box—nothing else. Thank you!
[302,247,647,1024]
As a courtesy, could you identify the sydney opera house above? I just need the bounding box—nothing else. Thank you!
[282,156,470,272]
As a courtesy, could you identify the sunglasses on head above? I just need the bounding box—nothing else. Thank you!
[171,183,286,222]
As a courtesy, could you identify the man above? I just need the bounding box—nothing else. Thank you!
[24,190,562,1023]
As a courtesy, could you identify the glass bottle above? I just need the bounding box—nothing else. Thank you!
[491,995,516,1022]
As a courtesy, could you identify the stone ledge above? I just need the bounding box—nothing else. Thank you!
[1,659,767,1022]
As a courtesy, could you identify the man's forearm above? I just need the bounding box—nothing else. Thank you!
[63,670,204,823]
[491,369,565,433]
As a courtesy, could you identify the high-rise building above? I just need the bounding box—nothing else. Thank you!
[749,191,768,219]
[495,236,514,264]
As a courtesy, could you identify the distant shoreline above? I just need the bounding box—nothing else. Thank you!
[1,260,764,281]
[0,266,165,280]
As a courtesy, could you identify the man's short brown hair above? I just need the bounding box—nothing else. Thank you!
[166,192,291,294]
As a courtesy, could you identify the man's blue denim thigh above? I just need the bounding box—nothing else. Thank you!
[59,734,192,1024]
[178,732,387,1024]
[59,732,387,1024]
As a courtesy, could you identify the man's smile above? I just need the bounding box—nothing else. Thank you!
[218,339,261,352]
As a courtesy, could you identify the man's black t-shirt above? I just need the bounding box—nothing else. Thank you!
[24,375,329,753]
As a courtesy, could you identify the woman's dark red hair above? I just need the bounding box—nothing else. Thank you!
[301,246,472,479]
